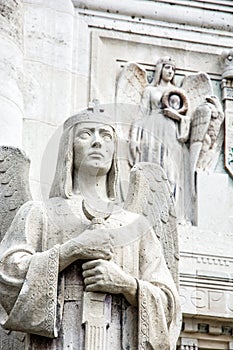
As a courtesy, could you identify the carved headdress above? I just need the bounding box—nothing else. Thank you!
[154,56,176,86]
[50,102,118,199]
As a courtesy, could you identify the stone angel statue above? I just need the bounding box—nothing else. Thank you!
[0,146,32,350]
[116,57,224,217]
[0,104,181,350]
[117,58,190,203]
[189,95,224,195]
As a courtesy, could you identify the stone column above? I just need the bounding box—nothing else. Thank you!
[0,0,24,147]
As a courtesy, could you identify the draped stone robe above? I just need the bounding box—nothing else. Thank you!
[137,85,190,219]
[0,197,181,350]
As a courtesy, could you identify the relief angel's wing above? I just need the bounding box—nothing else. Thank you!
[181,72,213,118]
[124,162,179,287]
[0,146,31,348]
[182,73,214,195]
[0,146,32,240]
[115,62,148,202]
[190,103,212,144]
[189,103,212,194]
[116,61,148,106]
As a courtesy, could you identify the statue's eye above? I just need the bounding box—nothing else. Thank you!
[78,131,91,139]
[101,132,112,141]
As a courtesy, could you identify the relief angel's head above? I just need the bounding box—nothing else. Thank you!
[154,56,176,86]
[50,105,118,200]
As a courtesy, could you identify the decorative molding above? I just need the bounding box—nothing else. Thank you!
[180,251,233,268]
[197,256,230,266]
[182,316,233,337]
[73,0,233,33]
[179,337,198,350]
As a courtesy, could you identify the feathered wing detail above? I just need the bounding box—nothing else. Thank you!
[0,146,32,240]
[182,73,224,194]
[124,162,179,288]
[181,72,213,118]
[0,146,31,348]
[0,325,25,350]
[190,103,212,144]
[189,103,212,194]
[189,97,224,194]
[116,62,148,106]
[115,62,148,202]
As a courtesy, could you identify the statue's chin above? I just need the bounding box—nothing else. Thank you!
[78,160,112,177]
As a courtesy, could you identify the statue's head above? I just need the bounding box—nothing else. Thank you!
[50,103,118,200]
[154,56,176,86]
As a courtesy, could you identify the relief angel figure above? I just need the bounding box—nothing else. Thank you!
[0,146,32,350]
[0,105,181,350]
[117,57,191,219]
[116,57,224,221]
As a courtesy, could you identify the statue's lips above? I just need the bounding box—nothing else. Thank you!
[88,151,104,158]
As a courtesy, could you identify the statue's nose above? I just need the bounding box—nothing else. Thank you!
[91,133,102,147]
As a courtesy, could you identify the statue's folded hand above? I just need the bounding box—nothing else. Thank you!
[78,228,113,258]
[163,107,181,121]
[59,230,113,271]
[82,259,138,306]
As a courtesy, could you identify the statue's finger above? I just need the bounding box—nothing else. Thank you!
[84,276,98,285]
[82,259,101,270]
[82,269,95,278]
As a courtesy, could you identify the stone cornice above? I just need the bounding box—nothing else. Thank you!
[73,0,233,32]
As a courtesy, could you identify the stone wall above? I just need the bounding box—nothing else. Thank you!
[0,0,233,348]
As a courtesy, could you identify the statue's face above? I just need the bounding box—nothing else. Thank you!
[73,122,115,175]
[161,64,175,82]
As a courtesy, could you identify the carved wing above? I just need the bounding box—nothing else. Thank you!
[182,73,215,195]
[190,103,212,144]
[0,327,25,350]
[0,146,32,240]
[181,72,213,118]
[124,162,179,287]
[116,61,148,105]
[189,103,212,194]
[115,62,148,202]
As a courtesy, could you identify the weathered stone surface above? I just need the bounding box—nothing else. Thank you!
[0,107,181,349]
[117,57,224,225]
[179,224,233,318]
[0,0,24,147]
[0,0,23,46]
[0,1,233,348]
[221,49,233,80]
[0,146,31,240]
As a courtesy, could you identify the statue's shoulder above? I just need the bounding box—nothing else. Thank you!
[19,197,67,213]
[108,207,152,247]
[16,199,45,216]
[143,85,154,93]
[111,206,150,230]
[17,197,82,220]
[44,196,83,216]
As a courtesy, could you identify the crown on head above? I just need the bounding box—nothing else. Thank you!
[64,99,114,130]
[156,56,176,68]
